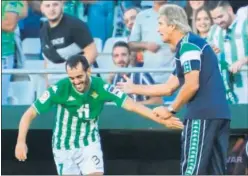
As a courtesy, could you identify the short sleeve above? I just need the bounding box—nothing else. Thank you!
[32,87,55,114]
[101,84,128,107]
[129,14,142,42]
[5,1,24,15]
[72,20,94,49]
[179,43,201,74]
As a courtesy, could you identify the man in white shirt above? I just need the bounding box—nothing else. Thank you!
[128,0,174,84]
[236,5,248,20]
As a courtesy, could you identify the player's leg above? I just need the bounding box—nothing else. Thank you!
[208,119,230,175]
[53,149,81,175]
[74,142,104,175]
[181,119,217,175]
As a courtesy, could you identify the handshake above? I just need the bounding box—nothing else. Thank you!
[152,106,184,130]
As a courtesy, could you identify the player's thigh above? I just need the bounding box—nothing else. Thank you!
[75,142,104,175]
[181,119,218,175]
[53,149,81,175]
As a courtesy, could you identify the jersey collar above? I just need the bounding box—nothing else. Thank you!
[176,32,190,51]
[227,17,238,31]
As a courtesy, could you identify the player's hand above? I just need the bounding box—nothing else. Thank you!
[145,42,160,53]
[211,44,220,54]
[15,142,28,162]
[153,106,172,120]
[229,59,246,74]
[161,116,184,130]
[116,74,135,94]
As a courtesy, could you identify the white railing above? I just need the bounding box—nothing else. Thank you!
[2,67,248,75]
[2,68,175,75]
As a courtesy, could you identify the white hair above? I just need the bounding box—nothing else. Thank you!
[159,4,191,33]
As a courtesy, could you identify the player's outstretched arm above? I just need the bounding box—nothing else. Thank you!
[122,97,183,129]
[117,74,180,97]
[15,106,37,162]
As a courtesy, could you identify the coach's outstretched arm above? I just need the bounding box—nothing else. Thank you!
[153,71,200,119]
[15,106,37,162]
[117,74,180,97]
[122,97,183,129]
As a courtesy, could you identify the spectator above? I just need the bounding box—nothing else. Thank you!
[207,1,248,104]
[122,1,141,9]
[194,6,213,39]
[15,1,29,68]
[110,41,163,104]
[236,5,248,20]
[185,0,205,33]
[40,1,97,86]
[168,0,187,8]
[2,1,25,104]
[63,0,85,21]
[112,1,141,38]
[63,0,79,17]
[20,1,43,40]
[140,1,153,10]
[124,7,140,37]
[123,7,143,67]
[129,0,174,83]
[87,1,115,44]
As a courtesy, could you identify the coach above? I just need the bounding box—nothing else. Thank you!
[117,4,231,175]
[40,1,98,85]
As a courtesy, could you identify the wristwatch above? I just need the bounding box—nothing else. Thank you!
[168,105,177,114]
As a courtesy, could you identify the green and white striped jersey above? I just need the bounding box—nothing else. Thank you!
[33,76,127,150]
[207,18,248,103]
[208,18,248,65]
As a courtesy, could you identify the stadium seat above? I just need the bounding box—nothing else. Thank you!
[24,60,47,98]
[94,38,103,53]
[103,37,128,53]
[24,59,44,70]
[95,53,117,81]
[8,81,35,105]
[22,38,41,60]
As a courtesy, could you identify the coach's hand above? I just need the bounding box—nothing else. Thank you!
[153,106,172,120]
[15,142,28,162]
[116,75,135,94]
[162,116,184,129]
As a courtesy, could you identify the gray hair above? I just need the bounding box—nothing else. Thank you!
[159,4,191,33]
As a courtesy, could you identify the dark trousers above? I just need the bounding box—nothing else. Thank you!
[181,119,230,175]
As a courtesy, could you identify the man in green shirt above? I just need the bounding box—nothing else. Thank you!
[207,1,248,104]
[2,1,24,104]
[15,54,183,175]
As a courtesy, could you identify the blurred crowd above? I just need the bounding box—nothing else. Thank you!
[1,0,248,105]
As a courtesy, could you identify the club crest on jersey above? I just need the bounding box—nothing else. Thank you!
[39,91,50,104]
[91,91,98,99]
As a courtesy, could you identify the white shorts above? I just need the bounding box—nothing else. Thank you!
[53,142,104,175]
